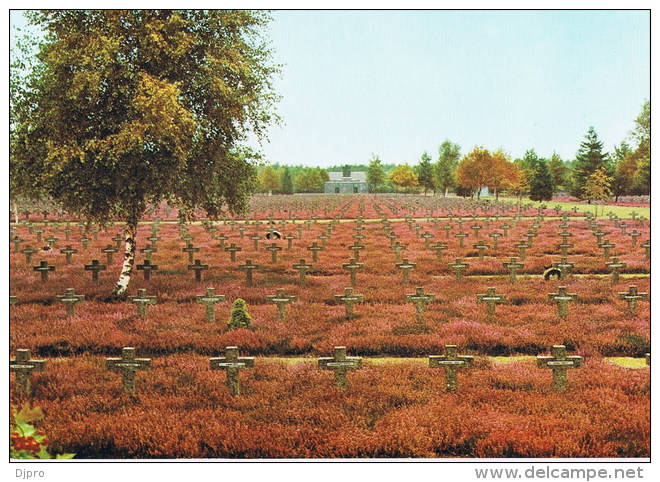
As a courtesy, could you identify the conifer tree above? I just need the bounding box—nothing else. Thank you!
[570,127,609,201]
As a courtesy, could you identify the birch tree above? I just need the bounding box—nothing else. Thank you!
[11,10,279,297]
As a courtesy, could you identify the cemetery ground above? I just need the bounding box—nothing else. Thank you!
[10,194,650,458]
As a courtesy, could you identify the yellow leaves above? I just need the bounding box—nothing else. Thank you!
[389,164,419,189]
[14,403,45,424]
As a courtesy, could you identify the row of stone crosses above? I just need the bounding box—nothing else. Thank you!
[12,345,650,398]
[12,213,650,286]
[9,282,649,323]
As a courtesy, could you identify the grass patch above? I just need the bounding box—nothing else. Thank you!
[605,357,649,369]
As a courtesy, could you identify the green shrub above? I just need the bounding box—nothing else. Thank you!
[227,298,253,330]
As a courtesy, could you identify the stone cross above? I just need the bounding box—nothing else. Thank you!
[618,285,648,315]
[420,232,434,249]
[619,222,628,235]
[101,244,118,264]
[33,228,43,243]
[598,239,615,259]
[552,257,574,278]
[292,258,313,283]
[429,345,474,393]
[396,258,417,284]
[405,286,435,326]
[45,235,59,249]
[250,234,261,251]
[477,287,506,316]
[448,258,469,283]
[57,288,85,317]
[284,233,296,249]
[62,226,72,241]
[342,258,364,286]
[592,229,605,245]
[182,243,200,263]
[238,259,260,286]
[503,257,524,284]
[500,223,511,236]
[536,345,583,391]
[210,346,254,396]
[558,241,574,257]
[606,256,626,284]
[20,245,37,264]
[10,295,19,305]
[307,242,323,262]
[630,230,641,248]
[473,241,489,260]
[11,235,24,253]
[224,243,242,262]
[488,232,502,250]
[111,234,124,250]
[454,231,468,248]
[266,243,283,263]
[267,289,297,321]
[140,243,157,261]
[429,241,448,261]
[514,241,530,261]
[33,260,56,282]
[196,287,226,322]
[548,286,577,319]
[524,231,537,247]
[318,346,362,391]
[136,259,159,280]
[10,349,46,396]
[146,234,161,248]
[84,259,107,281]
[640,240,650,260]
[470,224,482,238]
[106,347,151,394]
[215,234,228,249]
[391,241,407,263]
[60,245,78,264]
[348,241,365,261]
[334,287,364,319]
[129,288,157,317]
[318,233,330,248]
[79,236,92,250]
[188,259,209,282]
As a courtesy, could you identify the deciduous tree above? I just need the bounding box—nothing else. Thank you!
[11,10,279,296]
[389,163,419,192]
[455,147,493,199]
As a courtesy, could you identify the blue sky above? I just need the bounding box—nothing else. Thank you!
[10,10,650,167]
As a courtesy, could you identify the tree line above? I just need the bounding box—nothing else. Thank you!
[258,101,649,202]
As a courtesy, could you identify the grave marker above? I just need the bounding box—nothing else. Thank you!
[129,289,157,317]
[548,286,577,319]
[33,260,56,282]
[188,259,209,282]
[136,259,159,280]
[59,245,78,264]
[238,259,260,286]
[10,349,45,396]
[292,258,313,283]
[429,345,474,393]
[57,288,85,317]
[334,287,364,319]
[196,287,226,322]
[84,259,107,282]
[106,347,151,394]
[536,345,583,391]
[318,346,362,391]
[503,257,524,284]
[405,286,435,326]
[448,258,469,283]
[267,289,297,321]
[618,285,648,315]
[396,258,417,284]
[210,346,254,396]
[477,287,506,316]
[101,244,118,264]
[605,257,626,284]
[20,245,37,264]
[266,243,283,263]
[224,243,242,262]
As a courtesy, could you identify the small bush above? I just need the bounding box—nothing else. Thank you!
[227,298,253,330]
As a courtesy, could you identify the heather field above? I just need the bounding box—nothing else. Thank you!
[9,194,650,458]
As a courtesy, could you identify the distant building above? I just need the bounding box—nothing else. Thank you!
[324,167,369,194]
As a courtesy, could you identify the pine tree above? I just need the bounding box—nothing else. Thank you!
[366,155,386,192]
[528,159,554,202]
[416,152,435,195]
[227,298,253,330]
[281,168,294,194]
[570,127,609,201]
[435,140,461,196]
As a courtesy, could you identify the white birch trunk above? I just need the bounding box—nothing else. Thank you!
[112,220,138,297]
